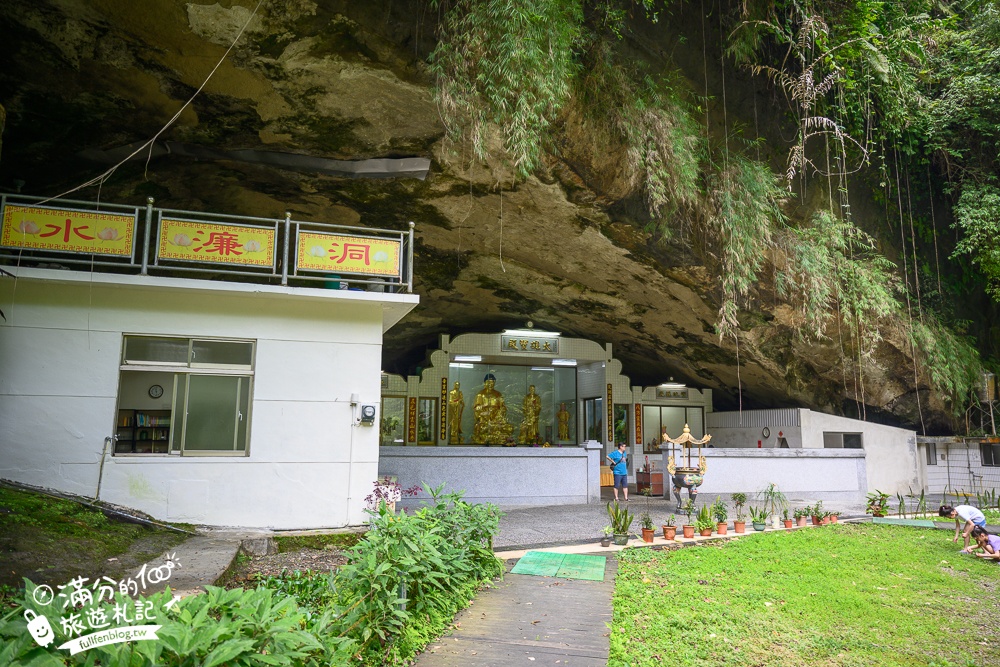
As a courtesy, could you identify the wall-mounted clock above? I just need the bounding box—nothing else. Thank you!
[148,384,164,399]
[762,427,771,438]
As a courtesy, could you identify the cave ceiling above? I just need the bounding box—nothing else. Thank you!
[0,0,953,431]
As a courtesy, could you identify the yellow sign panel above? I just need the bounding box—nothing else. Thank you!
[158,219,275,267]
[297,231,401,277]
[0,204,135,256]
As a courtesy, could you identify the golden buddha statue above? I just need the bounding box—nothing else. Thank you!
[556,402,570,441]
[448,381,465,444]
[518,385,542,443]
[472,374,513,444]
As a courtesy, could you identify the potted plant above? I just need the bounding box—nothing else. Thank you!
[640,512,655,543]
[731,492,747,534]
[663,514,677,541]
[866,490,889,517]
[758,483,787,530]
[607,501,634,545]
[811,500,824,526]
[781,508,793,529]
[820,510,832,526]
[713,498,729,535]
[695,504,715,537]
[830,511,840,524]
[601,525,613,548]
[749,506,768,531]
[794,507,809,527]
[681,499,696,538]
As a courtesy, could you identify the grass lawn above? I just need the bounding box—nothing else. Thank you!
[0,485,189,592]
[612,524,999,667]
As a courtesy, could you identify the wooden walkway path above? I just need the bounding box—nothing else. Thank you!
[413,557,616,667]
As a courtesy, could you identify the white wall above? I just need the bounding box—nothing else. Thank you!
[660,448,868,508]
[801,410,918,495]
[0,269,418,528]
[380,442,602,507]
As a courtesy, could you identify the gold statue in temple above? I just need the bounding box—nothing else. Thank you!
[556,402,570,441]
[472,374,513,444]
[448,381,465,444]
[519,385,542,443]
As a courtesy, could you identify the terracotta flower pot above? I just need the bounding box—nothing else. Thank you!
[796,516,807,527]
[699,527,713,537]
[716,523,728,535]
[782,519,794,529]
[821,516,831,525]
[641,528,655,543]
[663,525,677,540]
[682,525,695,538]
[812,515,821,526]
[831,515,839,523]
[734,521,746,534]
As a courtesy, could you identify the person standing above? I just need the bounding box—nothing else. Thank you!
[607,442,629,502]
[939,504,987,549]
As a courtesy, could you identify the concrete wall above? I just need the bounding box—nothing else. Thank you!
[918,437,1000,499]
[0,269,418,528]
[801,411,918,495]
[707,409,918,496]
[379,441,602,507]
[660,448,868,508]
[706,409,802,448]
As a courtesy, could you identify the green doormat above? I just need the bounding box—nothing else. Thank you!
[511,551,606,581]
[873,517,936,528]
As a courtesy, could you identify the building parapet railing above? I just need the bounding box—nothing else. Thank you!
[0,194,415,293]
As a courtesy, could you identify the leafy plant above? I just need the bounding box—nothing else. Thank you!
[712,499,728,524]
[665,513,676,527]
[680,499,696,525]
[640,512,654,531]
[731,492,748,522]
[749,506,769,524]
[695,505,715,532]
[866,490,890,516]
[607,501,634,535]
[757,483,788,519]
[602,525,613,538]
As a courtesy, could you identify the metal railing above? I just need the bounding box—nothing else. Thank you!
[0,193,415,293]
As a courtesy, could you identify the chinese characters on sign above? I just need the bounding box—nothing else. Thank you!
[297,231,401,277]
[0,205,135,256]
[439,378,448,442]
[24,554,180,656]
[158,219,275,267]
[655,387,688,399]
[606,384,614,443]
[634,404,643,446]
[499,336,559,354]
[407,397,418,444]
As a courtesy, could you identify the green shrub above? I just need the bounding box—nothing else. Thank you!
[0,583,355,666]
[0,486,503,667]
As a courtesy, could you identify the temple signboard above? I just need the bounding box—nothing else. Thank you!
[0,204,135,256]
[296,231,401,277]
[158,219,275,267]
[499,335,559,354]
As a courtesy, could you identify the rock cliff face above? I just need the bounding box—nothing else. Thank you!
[0,0,953,430]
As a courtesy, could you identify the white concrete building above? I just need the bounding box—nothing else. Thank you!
[0,195,418,529]
[707,408,919,496]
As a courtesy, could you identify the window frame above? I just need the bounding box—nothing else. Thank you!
[115,335,255,458]
[925,442,937,466]
[982,443,999,467]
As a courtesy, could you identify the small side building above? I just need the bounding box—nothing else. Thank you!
[0,194,418,528]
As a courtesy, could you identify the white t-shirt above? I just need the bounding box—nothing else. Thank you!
[955,505,986,525]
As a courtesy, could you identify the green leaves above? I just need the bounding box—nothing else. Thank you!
[431,0,583,178]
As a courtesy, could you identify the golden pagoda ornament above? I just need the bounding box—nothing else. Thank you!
[662,424,711,510]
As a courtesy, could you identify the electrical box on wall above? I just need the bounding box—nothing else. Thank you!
[360,405,376,425]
